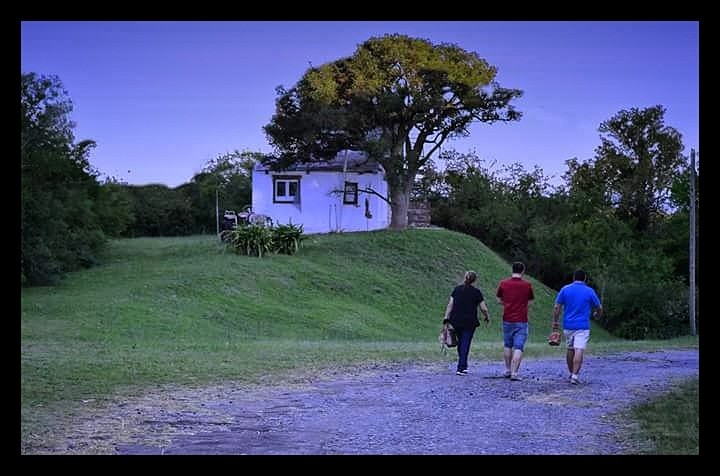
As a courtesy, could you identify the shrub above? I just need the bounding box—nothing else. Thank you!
[221,221,304,257]
[272,222,305,255]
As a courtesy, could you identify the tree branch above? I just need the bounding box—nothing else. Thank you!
[328,186,391,205]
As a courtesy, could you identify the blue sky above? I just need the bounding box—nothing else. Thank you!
[21,21,699,188]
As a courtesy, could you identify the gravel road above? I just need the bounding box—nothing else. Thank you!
[94,349,698,455]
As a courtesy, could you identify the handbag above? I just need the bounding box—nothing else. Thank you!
[439,320,458,351]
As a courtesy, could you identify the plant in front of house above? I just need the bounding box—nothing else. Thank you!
[222,223,273,257]
[272,222,305,255]
[222,221,305,257]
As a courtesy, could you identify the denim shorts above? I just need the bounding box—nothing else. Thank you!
[503,322,528,351]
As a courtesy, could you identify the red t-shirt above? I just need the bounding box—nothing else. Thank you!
[496,277,534,323]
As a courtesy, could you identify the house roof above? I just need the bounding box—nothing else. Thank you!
[254,150,384,174]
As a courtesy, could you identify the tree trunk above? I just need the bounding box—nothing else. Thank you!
[389,183,410,230]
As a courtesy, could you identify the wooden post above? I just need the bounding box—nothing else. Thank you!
[689,149,697,336]
[216,187,220,240]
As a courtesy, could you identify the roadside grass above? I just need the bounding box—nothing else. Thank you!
[623,377,699,454]
[21,230,698,451]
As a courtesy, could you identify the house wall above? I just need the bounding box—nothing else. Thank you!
[252,169,390,234]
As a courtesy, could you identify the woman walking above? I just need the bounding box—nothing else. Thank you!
[443,271,490,375]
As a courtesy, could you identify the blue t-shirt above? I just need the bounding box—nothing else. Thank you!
[555,281,601,330]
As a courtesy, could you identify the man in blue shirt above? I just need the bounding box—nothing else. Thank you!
[552,269,602,385]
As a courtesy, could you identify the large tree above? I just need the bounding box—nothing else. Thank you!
[264,34,522,229]
[21,73,106,284]
[593,105,684,233]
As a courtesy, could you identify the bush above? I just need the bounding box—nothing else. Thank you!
[222,221,305,257]
[272,222,305,255]
[600,242,690,339]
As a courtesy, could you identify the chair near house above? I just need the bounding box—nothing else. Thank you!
[248,213,273,227]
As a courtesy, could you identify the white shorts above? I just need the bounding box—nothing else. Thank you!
[564,329,590,350]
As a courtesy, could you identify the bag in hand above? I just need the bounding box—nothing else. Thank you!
[439,320,459,348]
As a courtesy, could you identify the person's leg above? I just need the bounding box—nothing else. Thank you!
[571,330,590,379]
[510,323,527,379]
[572,348,584,374]
[502,322,513,377]
[503,347,512,376]
[566,349,574,375]
[564,330,575,376]
[510,349,523,375]
[456,327,476,373]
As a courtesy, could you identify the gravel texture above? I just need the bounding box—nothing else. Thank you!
[97,349,699,455]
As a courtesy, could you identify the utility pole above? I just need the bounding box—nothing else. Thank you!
[689,149,697,336]
[216,187,220,240]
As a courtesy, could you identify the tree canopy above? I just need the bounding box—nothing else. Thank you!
[264,34,522,228]
[592,105,684,232]
[21,73,105,284]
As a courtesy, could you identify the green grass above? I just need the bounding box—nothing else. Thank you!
[21,229,698,450]
[626,377,699,454]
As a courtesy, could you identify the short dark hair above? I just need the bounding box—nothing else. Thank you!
[573,269,587,282]
[512,261,525,274]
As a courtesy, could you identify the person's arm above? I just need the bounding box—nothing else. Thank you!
[496,284,504,306]
[552,303,562,327]
[443,297,454,323]
[528,283,535,305]
[591,291,602,320]
[479,301,490,322]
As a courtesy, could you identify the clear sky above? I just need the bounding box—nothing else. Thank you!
[21,21,699,188]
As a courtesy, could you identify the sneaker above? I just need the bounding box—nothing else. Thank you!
[503,371,512,379]
[570,376,580,385]
[510,374,522,381]
[456,370,468,376]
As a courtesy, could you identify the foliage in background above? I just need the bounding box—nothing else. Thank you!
[184,150,257,233]
[21,73,108,285]
[597,241,689,339]
[593,105,685,233]
[121,184,194,237]
[93,178,135,237]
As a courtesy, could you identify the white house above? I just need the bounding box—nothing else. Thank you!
[251,150,390,234]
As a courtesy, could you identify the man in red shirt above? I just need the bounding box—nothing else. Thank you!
[496,262,535,381]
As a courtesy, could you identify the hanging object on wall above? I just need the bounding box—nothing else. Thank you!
[364,197,373,219]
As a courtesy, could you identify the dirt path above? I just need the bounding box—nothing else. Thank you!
[27,349,698,455]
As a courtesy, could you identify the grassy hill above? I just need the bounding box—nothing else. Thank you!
[21,228,696,445]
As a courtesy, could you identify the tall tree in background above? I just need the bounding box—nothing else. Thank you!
[264,34,522,229]
[21,73,106,285]
[201,149,256,211]
[182,150,257,232]
[593,105,684,233]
